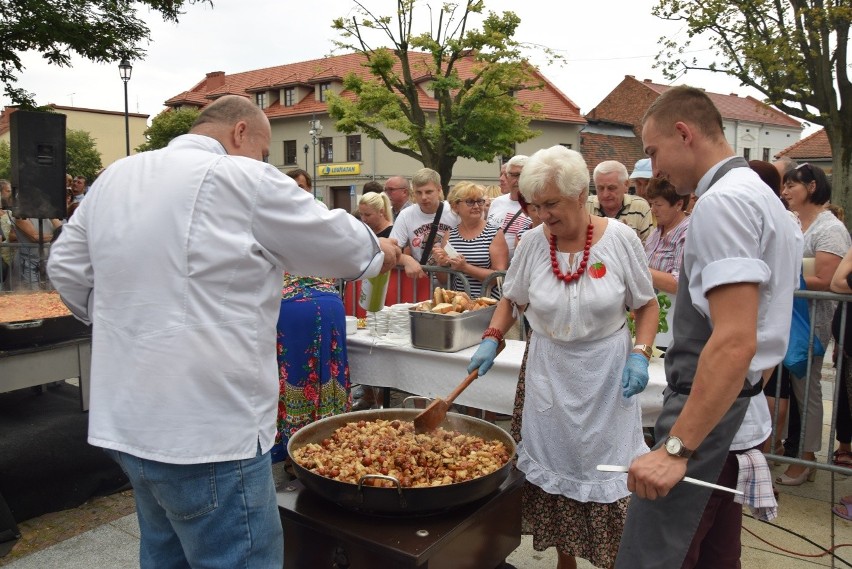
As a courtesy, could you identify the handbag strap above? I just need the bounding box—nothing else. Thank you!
[419,201,444,265]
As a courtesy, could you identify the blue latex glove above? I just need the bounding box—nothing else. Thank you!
[468,337,499,376]
[622,353,650,398]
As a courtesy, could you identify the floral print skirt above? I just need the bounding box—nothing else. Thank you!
[512,331,629,568]
[272,290,350,461]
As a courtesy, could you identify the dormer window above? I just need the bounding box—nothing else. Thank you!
[319,82,331,102]
[256,92,266,108]
[284,87,295,107]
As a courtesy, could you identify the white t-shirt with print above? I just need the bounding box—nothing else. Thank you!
[487,194,530,260]
[390,202,459,262]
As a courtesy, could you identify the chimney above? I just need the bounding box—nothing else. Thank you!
[644,79,653,83]
[730,93,738,97]
[206,71,226,90]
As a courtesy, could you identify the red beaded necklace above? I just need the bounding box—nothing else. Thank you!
[549,221,594,283]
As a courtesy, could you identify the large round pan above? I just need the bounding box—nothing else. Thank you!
[287,408,517,516]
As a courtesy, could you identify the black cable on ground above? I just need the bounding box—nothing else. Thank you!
[743,514,852,567]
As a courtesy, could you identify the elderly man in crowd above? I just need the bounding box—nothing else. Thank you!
[587,160,652,243]
[384,175,412,219]
[488,155,531,261]
[48,95,399,569]
[629,158,653,199]
[498,162,510,194]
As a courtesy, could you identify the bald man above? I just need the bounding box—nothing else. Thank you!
[49,95,399,569]
[383,175,412,219]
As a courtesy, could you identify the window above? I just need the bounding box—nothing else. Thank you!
[284,88,295,107]
[283,140,297,165]
[560,143,573,150]
[319,137,333,163]
[743,148,751,160]
[762,147,771,162]
[319,82,331,102]
[255,92,266,108]
[347,135,361,162]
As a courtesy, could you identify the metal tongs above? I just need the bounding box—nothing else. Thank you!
[597,465,743,495]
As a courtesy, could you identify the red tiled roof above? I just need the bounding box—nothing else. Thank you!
[579,130,645,178]
[587,76,801,130]
[638,78,801,128]
[163,52,586,125]
[777,128,831,159]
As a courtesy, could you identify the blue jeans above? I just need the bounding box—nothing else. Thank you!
[106,446,283,569]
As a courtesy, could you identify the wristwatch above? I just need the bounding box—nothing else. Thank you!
[632,343,653,360]
[664,435,695,459]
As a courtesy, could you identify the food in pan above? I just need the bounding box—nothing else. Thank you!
[0,291,72,323]
[291,418,511,488]
[413,287,497,316]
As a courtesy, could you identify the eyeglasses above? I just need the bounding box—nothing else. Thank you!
[458,198,486,207]
[507,171,521,178]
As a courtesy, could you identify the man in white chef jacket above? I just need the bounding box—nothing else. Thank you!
[48,95,399,569]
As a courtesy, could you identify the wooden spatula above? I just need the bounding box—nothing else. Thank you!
[413,340,506,433]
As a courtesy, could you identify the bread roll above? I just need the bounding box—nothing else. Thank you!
[431,303,454,314]
[433,287,444,306]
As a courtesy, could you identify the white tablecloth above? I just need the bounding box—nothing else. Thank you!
[347,330,666,427]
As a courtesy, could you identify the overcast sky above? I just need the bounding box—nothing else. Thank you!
[8,0,800,130]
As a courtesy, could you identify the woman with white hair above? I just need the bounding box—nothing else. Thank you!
[468,145,659,569]
[357,191,393,237]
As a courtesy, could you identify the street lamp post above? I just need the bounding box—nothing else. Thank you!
[303,143,309,171]
[118,59,133,156]
[308,117,322,198]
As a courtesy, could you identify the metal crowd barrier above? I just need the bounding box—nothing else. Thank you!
[0,242,54,292]
[766,290,852,477]
[338,265,476,317]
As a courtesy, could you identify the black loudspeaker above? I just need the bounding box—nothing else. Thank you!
[10,110,66,219]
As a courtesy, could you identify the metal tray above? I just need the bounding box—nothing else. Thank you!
[408,304,495,352]
[0,315,91,351]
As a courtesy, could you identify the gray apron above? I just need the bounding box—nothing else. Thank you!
[616,157,758,569]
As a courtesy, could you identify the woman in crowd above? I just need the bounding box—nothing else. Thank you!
[643,177,689,295]
[643,177,689,351]
[748,160,801,460]
[357,191,393,238]
[483,184,503,220]
[468,145,658,569]
[432,181,508,299]
[271,169,351,466]
[830,246,852,518]
[776,163,851,485]
[350,191,395,411]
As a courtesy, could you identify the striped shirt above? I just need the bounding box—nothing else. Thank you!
[447,222,500,299]
[586,194,653,243]
[643,215,690,281]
